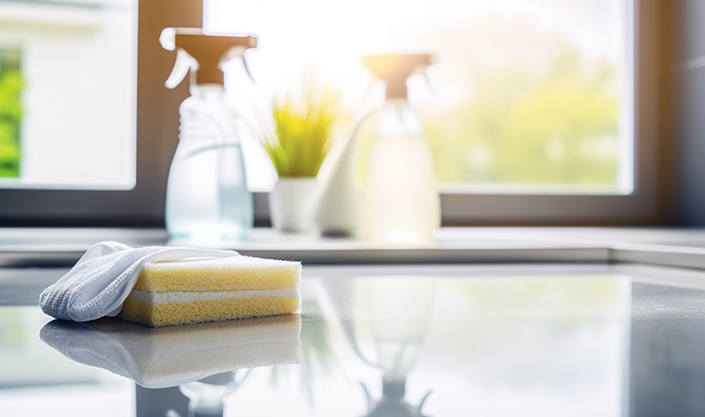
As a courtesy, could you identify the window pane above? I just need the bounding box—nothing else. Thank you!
[0,0,137,190]
[206,0,631,195]
[0,49,21,178]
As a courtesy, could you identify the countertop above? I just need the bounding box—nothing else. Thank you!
[4,228,705,415]
[4,263,705,416]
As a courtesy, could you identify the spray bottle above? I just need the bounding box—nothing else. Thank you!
[160,28,257,242]
[315,54,440,243]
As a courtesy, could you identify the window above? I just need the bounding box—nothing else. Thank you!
[0,0,137,190]
[0,48,21,178]
[204,0,665,225]
[0,0,668,226]
[207,0,634,197]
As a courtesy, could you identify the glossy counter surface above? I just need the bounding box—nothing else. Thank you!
[3,263,705,416]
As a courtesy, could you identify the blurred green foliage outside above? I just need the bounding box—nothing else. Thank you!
[0,50,23,178]
[425,47,620,191]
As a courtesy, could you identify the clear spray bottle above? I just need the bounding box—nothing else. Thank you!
[160,28,257,242]
[362,54,440,243]
[315,54,440,243]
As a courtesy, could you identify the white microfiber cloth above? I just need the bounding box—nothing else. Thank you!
[39,241,241,322]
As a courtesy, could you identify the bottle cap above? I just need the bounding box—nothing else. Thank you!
[363,54,434,99]
[160,28,257,88]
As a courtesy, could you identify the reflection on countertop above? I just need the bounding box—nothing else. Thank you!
[323,277,435,417]
[40,315,301,389]
[40,314,301,417]
[3,264,705,416]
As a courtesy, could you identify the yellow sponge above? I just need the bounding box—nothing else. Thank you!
[117,256,301,327]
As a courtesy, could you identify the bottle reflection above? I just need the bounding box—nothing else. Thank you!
[138,370,251,417]
[362,377,431,417]
[325,278,435,417]
[176,370,250,417]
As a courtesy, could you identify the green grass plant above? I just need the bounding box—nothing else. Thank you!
[262,80,342,178]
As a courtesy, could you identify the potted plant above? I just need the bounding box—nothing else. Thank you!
[261,82,342,232]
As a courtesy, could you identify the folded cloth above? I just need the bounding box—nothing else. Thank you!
[40,315,301,388]
[39,241,241,322]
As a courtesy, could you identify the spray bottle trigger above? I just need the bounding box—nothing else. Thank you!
[422,68,436,97]
[165,49,198,89]
[241,59,256,84]
[361,73,378,106]
[220,46,257,84]
[159,28,176,51]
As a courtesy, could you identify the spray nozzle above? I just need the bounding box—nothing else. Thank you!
[160,27,257,89]
[363,54,435,99]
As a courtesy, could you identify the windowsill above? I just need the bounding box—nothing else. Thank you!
[3,227,705,270]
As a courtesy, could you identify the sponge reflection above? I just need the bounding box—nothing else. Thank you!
[39,314,301,389]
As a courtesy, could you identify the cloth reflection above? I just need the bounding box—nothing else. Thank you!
[39,315,301,389]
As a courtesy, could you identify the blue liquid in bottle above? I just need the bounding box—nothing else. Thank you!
[165,85,253,242]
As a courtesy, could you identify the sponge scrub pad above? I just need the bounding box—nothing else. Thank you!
[117,256,301,327]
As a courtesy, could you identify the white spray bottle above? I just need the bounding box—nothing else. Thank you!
[315,54,440,243]
[160,28,257,242]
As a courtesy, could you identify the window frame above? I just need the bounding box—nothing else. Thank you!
[0,0,673,227]
[0,0,200,227]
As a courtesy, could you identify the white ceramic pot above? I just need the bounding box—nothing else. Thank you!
[269,177,318,233]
